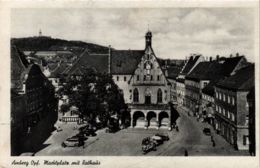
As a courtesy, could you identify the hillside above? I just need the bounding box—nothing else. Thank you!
[11,36,109,54]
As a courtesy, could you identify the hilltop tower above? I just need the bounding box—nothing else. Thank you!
[39,29,42,37]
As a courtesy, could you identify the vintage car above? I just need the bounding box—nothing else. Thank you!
[154,133,170,141]
[79,126,97,136]
[61,135,86,148]
[142,137,157,154]
[151,135,164,146]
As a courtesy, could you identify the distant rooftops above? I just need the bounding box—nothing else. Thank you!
[180,55,202,75]
[216,64,254,91]
[186,56,248,82]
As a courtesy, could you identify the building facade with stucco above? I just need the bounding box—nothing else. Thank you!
[112,31,172,130]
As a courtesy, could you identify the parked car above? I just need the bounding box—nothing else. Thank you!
[61,136,85,148]
[76,132,88,140]
[151,135,164,146]
[155,134,170,141]
[142,137,157,154]
[80,127,96,136]
[203,128,211,136]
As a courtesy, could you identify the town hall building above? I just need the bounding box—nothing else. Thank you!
[66,31,173,130]
[117,31,172,130]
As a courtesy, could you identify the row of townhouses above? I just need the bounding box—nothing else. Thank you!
[173,54,255,154]
[11,46,58,156]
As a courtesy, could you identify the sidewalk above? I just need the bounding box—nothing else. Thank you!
[177,105,250,156]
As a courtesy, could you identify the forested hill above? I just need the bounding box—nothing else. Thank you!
[11,36,109,54]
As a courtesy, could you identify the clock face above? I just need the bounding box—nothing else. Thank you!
[146,63,151,70]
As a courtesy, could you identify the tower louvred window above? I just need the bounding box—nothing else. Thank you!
[133,88,139,102]
[157,89,162,103]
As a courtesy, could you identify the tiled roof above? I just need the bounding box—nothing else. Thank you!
[66,49,144,76]
[11,46,29,90]
[216,64,254,91]
[201,57,249,96]
[49,62,71,78]
[186,61,223,81]
[65,49,109,75]
[220,56,247,76]
[111,50,144,75]
[180,55,200,75]
[48,63,59,71]
[167,66,182,80]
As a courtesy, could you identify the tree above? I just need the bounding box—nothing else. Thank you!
[62,67,127,128]
[60,104,70,115]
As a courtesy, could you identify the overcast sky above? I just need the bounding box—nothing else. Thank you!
[11,8,255,61]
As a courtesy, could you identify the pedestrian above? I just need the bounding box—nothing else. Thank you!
[211,135,214,142]
[184,149,188,156]
[212,140,215,147]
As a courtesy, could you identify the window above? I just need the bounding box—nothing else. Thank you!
[216,92,218,99]
[151,75,153,81]
[203,82,208,88]
[216,105,218,112]
[227,96,230,104]
[117,76,119,81]
[157,75,160,81]
[137,75,139,81]
[245,115,249,126]
[232,97,235,105]
[219,107,222,114]
[144,75,146,81]
[231,113,235,121]
[124,76,126,81]
[219,92,222,100]
[227,111,230,119]
[223,94,226,102]
[243,135,249,145]
[157,89,163,103]
[223,108,226,116]
[133,88,139,102]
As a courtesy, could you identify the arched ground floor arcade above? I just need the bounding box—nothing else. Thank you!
[130,109,172,130]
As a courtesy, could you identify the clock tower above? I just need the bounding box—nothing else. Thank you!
[145,31,152,48]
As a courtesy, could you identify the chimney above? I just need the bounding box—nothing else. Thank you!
[236,52,239,57]
[108,45,111,74]
[210,57,212,62]
[230,54,233,58]
[190,56,193,60]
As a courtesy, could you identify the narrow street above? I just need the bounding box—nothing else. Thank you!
[150,106,249,156]
[35,106,249,156]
